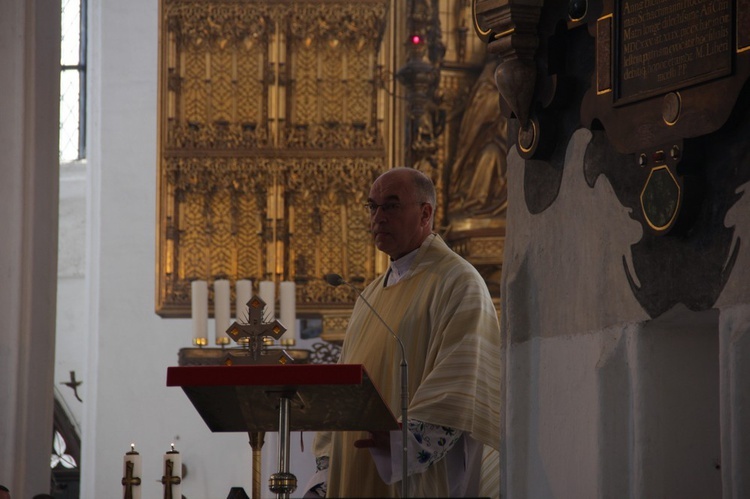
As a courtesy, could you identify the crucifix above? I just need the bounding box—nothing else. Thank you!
[161,455,182,499]
[226,296,287,360]
[121,460,141,499]
[225,294,288,498]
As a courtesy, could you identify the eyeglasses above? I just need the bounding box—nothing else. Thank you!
[364,201,426,215]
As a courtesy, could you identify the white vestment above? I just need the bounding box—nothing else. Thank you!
[312,234,502,497]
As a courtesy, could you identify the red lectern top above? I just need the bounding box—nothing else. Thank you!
[167,364,399,433]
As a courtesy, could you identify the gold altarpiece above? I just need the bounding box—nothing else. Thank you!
[157,0,391,327]
[156,0,505,336]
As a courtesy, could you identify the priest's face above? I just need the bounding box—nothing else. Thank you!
[367,169,433,260]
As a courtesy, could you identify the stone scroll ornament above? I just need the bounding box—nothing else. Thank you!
[472,0,750,317]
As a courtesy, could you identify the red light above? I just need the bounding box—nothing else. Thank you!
[410,34,422,45]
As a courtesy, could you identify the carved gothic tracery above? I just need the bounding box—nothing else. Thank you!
[157,0,389,318]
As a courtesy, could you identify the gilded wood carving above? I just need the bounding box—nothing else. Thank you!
[157,0,507,327]
[157,0,389,317]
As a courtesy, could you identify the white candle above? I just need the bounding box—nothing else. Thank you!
[191,280,208,346]
[122,444,142,499]
[259,280,275,321]
[214,279,230,344]
[162,444,182,499]
[235,279,252,322]
[279,281,296,342]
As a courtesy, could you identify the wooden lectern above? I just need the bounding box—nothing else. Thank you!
[167,364,399,498]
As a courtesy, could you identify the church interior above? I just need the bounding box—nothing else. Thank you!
[2,0,750,497]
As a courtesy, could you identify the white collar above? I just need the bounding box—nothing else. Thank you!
[385,239,425,286]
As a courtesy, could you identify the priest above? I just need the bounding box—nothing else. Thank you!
[306,167,501,497]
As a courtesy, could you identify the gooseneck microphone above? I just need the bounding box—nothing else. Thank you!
[323,273,409,498]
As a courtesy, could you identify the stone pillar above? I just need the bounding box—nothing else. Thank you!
[720,304,750,498]
[0,1,60,496]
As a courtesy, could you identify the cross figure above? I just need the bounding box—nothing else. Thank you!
[122,460,141,499]
[161,457,181,499]
[226,295,287,361]
[61,370,83,402]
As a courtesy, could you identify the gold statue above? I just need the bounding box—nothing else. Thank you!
[448,58,508,219]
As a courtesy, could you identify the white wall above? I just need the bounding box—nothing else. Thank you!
[500,129,750,498]
[57,161,88,432]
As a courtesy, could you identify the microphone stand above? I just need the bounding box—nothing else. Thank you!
[325,274,409,498]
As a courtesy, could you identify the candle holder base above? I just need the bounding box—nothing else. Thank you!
[268,472,297,494]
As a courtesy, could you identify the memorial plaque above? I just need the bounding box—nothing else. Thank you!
[617,0,732,104]
[578,0,750,155]
[472,0,750,235]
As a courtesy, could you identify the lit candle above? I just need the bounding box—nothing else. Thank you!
[214,279,230,345]
[161,443,182,499]
[279,281,296,343]
[259,281,275,322]
[235,279,252,322]
[191,280,208,346]
[122,444,142,499]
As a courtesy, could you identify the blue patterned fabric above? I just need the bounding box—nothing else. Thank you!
[408,420,461,467]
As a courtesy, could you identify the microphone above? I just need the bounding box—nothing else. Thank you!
[323,273,410,498]
[323,273,345,287]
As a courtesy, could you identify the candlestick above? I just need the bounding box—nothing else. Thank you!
[235,279,252,322]
[214,279,231,345]
[191,280,208,346]
[122,444,142,499]
[259,280,275,322]
[161,443,182,499]
[279,281,296,343]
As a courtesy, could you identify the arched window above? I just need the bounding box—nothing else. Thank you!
[51,398,80,498]
[60,0,87,161]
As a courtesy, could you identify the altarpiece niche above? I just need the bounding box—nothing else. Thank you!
[156,0,390,330]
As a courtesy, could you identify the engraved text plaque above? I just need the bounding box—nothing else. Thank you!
[617,0,731,105]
